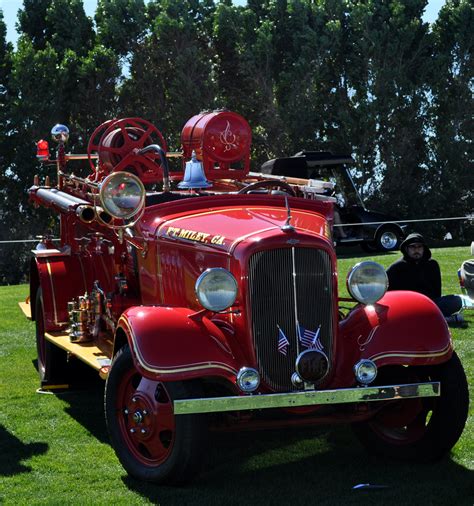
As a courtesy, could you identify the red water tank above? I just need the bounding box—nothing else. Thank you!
[181,110,251,180]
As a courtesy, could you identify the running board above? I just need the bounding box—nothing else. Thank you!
[44,331,112,373]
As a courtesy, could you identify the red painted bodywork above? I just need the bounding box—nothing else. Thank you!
[334,291,452,388]
[181,110,251,179]
[92,194,338,385]
[118,307,239,383]
[30,226,124,332]
[29,111,453,404]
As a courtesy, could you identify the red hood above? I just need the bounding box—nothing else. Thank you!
[153,202,331,253]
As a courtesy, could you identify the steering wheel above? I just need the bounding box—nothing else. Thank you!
[237,179,296,196]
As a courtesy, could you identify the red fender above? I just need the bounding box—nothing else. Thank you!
[117,306,240,382]
[31,254,90,331]
[31,250,115,331]
[335,291,452,386]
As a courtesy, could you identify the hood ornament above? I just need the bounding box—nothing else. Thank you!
[281,195,295,232]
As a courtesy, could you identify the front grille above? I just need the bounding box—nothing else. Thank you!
[248,248,334,392]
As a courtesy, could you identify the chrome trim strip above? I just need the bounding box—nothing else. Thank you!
[174,381,440,415]
[291,247,301,356]
[32,248,71,257]
[228,226,277,254]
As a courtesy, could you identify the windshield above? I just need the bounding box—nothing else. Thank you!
[308,166,363,208]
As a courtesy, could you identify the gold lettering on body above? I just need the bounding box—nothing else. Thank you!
[211,235,225,245]
[166,227,214,243]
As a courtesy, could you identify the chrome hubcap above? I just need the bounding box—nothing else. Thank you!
[381,232,398,249]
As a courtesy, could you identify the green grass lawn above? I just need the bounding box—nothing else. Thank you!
[0,246,472,505]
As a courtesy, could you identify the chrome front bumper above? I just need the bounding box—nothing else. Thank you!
[174,382,440,415]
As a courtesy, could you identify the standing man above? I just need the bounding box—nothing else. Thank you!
[387,233,463,324]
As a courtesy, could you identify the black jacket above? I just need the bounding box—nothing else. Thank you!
[386,233,441,300]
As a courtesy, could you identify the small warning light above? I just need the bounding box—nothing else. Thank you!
[36,139,50,160]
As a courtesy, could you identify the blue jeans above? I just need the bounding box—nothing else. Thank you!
[434,295,463,317]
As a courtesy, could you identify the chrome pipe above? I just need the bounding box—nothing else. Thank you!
[137,144,170,192]
[35,187,91,212]
[96,207,113,225]
[34,188,96,225]
[58,172,100,189]
[76,205,96,224]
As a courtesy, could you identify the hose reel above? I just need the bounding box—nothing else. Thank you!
[87,118,169,184]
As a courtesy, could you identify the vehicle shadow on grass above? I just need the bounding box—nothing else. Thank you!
[122,425,474,506]
[0,425,48,476]
[62,384,109,444]
[36,359,110,445]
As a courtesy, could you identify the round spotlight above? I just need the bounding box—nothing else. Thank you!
[51,124,69,143]
[195,268,238,312]
[295,349,329,383]
[347,261,388,305]
[236,367,260,392]
[354,359,378,385]
[99,171,145,220]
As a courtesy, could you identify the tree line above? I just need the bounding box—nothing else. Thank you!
[0,0,472,284]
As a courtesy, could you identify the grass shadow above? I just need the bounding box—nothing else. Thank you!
[121,424,474,506]
[0,425,48,476]
[37,358,109,444]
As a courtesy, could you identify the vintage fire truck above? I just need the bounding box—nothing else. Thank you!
[23,111,468,484]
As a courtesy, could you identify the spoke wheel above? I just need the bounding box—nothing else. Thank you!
[352,353,469,461]
[87,119,115,173]
[35,288,68,386]
[97,118,167,181]
[105,346,207,484]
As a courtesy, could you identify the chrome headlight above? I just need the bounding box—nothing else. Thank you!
[354,359,378,385]
[99,171,145,220]
[195,268,238,312]
[347,261,388,305]
[236,367,260,392]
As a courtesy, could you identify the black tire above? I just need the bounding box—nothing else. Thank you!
[352,352,469,461]
[374,227,401,252]
[105,346,207,484]
[361,241,378,253]
[35,288,68,386]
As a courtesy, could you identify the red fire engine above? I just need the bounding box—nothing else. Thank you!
[22,111,468,484]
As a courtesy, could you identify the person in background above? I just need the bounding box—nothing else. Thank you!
[386,233,464,325]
